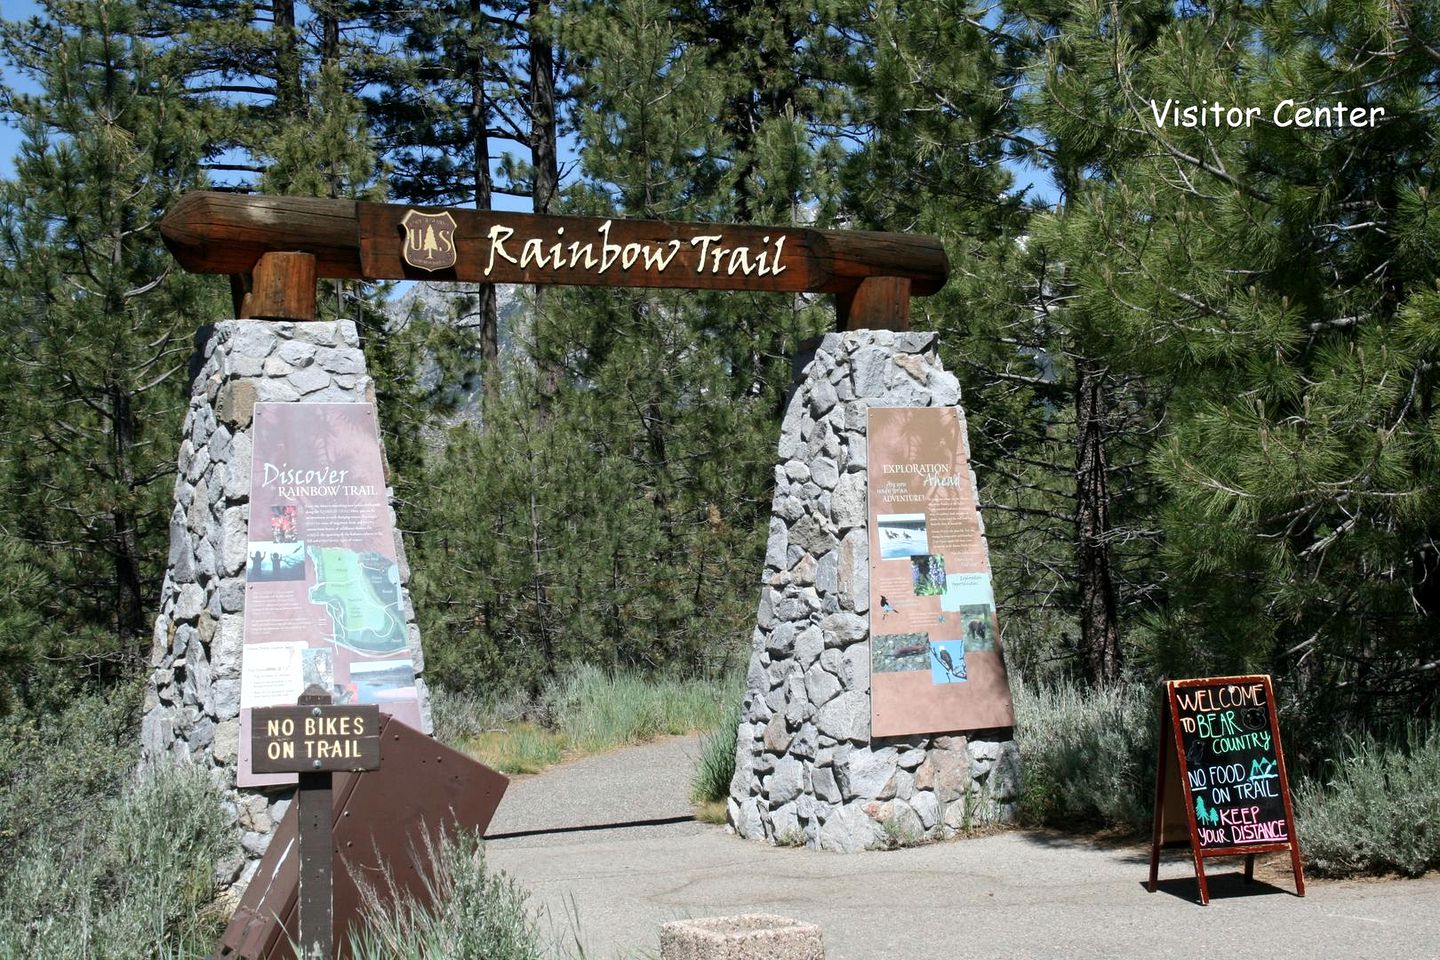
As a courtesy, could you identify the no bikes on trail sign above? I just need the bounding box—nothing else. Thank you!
[250,702,380,775]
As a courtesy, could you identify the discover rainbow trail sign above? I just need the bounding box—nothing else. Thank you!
[238,402,421,787]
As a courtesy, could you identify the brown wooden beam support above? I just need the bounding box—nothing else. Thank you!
[836,276,911,331]
[237,251,317,321]
[160,191,949,299]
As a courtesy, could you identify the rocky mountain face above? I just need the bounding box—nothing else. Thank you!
[384,281,527,420]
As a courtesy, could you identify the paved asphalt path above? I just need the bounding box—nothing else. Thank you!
[484,736,1440,960]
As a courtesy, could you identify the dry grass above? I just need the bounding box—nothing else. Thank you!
[463,723,569,775]
[439,664,740,779]
[693,799,728,824]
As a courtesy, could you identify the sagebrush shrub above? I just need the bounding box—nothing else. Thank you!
[349,830,545,960]
[1297,724,1440,878]
[1012,678,1157,831]
[0,763,233,959]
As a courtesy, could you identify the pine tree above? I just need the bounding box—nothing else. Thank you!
[836,0,1150,684]
[411,0,848,690]
[1027,0,1440,725]
[358,0,524,401]
[0,0,225,703]
[141,0,310,184]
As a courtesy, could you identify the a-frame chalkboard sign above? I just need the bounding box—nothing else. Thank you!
[1147,675,1305,905]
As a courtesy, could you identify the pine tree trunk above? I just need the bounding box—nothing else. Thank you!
[109,382,145,643]
[529,0,562,410]
[470,0,499,403]
[528,1,558,217]
[527,454,553,681]
[273,1,302,117]
[319,4,339,65]
[1074,354,1122,683]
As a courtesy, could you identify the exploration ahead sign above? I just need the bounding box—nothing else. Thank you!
[866,406,1015,736]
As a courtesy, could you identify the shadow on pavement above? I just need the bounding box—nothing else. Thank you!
[1012,827,1158,864]
[486,813,695,841]
[1144,872,1296,905]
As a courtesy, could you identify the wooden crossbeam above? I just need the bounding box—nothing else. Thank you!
[160,191,948,329]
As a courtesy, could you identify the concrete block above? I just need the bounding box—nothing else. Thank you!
[660,915,824,960]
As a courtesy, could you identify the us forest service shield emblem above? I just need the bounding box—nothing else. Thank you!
[400,209,458,272]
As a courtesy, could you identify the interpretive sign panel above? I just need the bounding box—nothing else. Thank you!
[250,703,381,774]
[1148,675,1305,904]
[866,407,1014,736]
[239,402,422,787]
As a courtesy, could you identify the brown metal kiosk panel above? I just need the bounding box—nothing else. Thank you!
[213,715,509,959]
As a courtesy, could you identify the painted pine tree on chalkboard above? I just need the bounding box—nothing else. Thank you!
[1195,796,1218,828]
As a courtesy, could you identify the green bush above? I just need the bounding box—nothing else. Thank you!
[1012,677,1157,832]
[690,698,741,805]
[0,762,233,959]
[430,685,496,748]
[430,685,537,750]
[0,683,140,860]
[349,830,545,960]
[1296,724,1440,878]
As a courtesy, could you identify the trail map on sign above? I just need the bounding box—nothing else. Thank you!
[308,547,407,655]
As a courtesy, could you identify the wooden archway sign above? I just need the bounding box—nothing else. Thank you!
[160,192,949,329]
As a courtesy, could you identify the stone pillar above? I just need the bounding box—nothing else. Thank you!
[728,330,1021,852]
[140,319,430,888]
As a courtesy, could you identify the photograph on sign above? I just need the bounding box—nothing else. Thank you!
[871,632,930,674]
[867,407,1014,736]
[929,640,968,684]
[911,554,946,596]
[238,402,423,787]
[349,658,419,705]
[302,648,334,690]
[247,540,307,582]
[876,513,929,559]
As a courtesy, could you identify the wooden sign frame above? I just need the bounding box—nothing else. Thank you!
[1147,674,1305,905]
[159,191,948,330]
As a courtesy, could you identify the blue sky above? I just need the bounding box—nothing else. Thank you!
[0,1,1055,207]
[0,0,41,178]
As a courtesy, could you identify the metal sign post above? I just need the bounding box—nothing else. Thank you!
[252,686,381,957]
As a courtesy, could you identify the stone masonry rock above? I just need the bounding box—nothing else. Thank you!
[140,319,431,895]
[729,330,1020,850]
